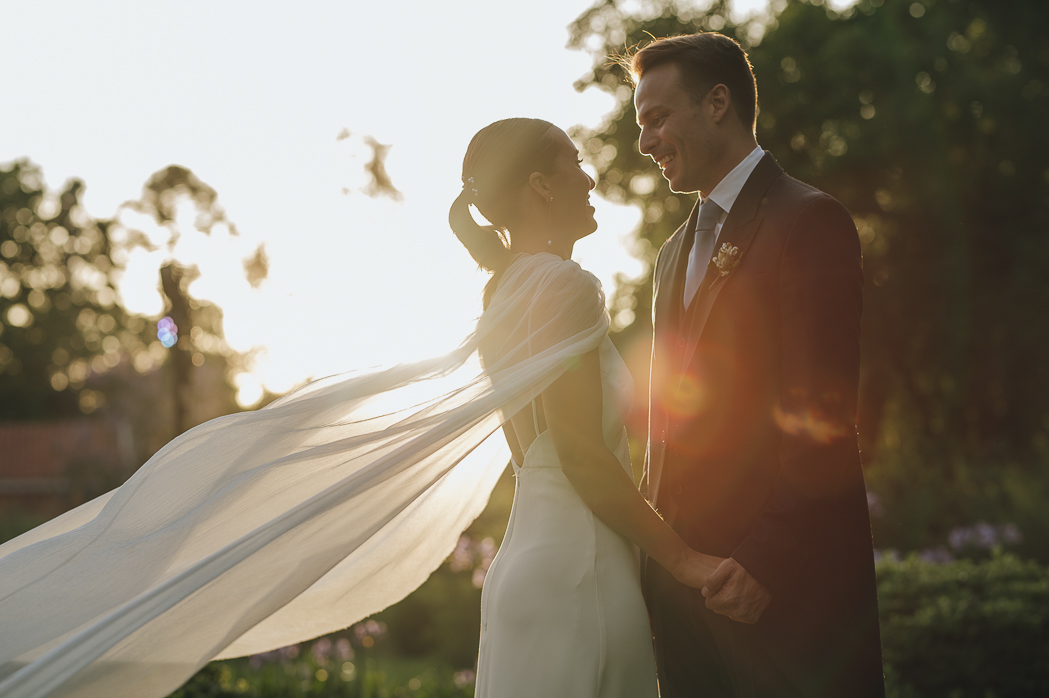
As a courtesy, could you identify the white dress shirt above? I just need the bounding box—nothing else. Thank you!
[683,145,765,307]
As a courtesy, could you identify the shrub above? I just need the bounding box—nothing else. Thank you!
[878,553,1049,698]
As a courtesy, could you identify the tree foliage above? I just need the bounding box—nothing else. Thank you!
[0,160,250,469]
[0,160,144,419]
[117,164,260,433]
[568,0,1049,553]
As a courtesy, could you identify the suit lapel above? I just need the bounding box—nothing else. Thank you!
[678,153,783,375]
[646,197,699,505]
[653,199,700,332]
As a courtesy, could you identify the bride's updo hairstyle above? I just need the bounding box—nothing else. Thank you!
[449,118,561,309]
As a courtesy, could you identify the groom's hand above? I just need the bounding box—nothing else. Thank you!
[700,557,771,624]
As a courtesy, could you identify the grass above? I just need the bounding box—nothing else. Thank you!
[170,636,476,698]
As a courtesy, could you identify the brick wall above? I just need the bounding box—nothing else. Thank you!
[0,419,133,515]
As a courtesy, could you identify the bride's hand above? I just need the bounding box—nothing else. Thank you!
[671,550,724,589]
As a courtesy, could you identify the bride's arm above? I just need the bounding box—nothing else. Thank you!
[543,347,722,589]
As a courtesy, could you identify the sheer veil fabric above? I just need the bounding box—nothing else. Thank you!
[0,253,609,698]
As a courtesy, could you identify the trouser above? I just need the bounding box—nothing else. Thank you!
[644,559,804,698]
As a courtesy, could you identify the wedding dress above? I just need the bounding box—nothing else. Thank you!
[0,253,655,698]
[475,338,658,697]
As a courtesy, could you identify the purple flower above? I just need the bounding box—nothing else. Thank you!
[478,537,496,567]
[917,547,954,564]
[248,643,301,667]
[312,638,332,662]
[866,492,885,518]
[948,522,1023,551]
[453,669,476,687]
[1000,523,1022,544]
[873,549,900,564]
[351,620,387,647]
[449,535,473,572]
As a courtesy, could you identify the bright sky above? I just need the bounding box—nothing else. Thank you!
[1,0,784,405]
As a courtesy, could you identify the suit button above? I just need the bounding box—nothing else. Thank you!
[674,485,683,495]
[678,338,686,347]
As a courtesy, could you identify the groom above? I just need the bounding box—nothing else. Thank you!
[632,33,884,697]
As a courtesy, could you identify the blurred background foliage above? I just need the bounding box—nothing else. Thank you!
[568,0,1049,559]
[0,160,135,421]
[0,159,249,511]
[2,0,1049,695]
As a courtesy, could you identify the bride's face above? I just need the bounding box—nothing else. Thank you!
[544,129,597,240]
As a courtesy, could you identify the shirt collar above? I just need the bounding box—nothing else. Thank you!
[703,145,765,218]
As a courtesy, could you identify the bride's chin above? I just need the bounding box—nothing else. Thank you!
[568,213,599,241]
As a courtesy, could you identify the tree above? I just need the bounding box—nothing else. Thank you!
[118,165,260,434]
[0,160,142,419]
[568,0,1049,554]
[0,160,252,477]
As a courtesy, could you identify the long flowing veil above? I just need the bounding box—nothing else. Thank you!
[0,253,609,698]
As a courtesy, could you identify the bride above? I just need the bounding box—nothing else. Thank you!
[0,118,719,698]
[450,118,720,696]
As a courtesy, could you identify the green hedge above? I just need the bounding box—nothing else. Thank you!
[878,553,1049,698]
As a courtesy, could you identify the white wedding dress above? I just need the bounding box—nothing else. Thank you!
[0,253,656,698]
[475,337,658,697]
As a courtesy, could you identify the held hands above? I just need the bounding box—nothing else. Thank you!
[700,557,772,624]
[670,550,724,591]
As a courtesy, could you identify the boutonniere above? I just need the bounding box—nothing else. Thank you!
[712,242,742,277]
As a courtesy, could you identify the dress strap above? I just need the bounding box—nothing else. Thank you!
[526,296,544,437]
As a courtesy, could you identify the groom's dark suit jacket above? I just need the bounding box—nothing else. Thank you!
[644,152,884,696]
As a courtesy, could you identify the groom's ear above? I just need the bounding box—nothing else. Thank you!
[528,172,551,201]
[707,84,733,125]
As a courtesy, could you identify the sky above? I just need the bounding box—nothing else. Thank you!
[1,0,783,405]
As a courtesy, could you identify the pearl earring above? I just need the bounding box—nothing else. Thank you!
[547,239,553,246]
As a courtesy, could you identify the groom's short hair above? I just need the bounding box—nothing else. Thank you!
[627,33,758,133]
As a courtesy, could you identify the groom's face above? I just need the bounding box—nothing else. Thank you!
[635,62,717,195]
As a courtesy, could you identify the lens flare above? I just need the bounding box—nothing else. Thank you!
[157,316,178,348]
[773,405,850,444]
